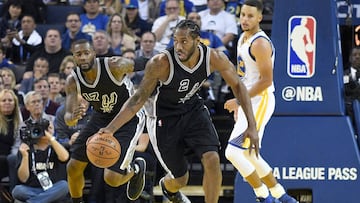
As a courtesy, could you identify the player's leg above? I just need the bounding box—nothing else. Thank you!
[105,114,146,200]
[201,151,221,203]
[152,115,190,202]
[67,158,88,202]
[189,107,222,203]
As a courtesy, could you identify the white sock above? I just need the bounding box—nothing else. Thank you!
[254,184,269,198]
[269,183,286,199]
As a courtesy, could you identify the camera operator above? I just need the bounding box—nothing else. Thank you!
[11,115,70,202]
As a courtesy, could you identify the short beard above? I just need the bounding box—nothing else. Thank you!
[81,58,95,72]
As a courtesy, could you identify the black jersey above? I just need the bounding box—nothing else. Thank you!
[154,43,211,117]
[71,57,135,115]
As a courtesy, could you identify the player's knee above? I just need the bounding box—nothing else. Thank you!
[201,151,220,169]
[67,159,85,176]
[225,144,237,162]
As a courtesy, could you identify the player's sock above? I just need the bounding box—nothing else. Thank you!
[254,183,270,198]
[269,183,286,199]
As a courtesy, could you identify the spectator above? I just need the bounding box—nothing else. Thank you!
[151,0,185,51]
[189,0,208,12]
[124,0,152,44]
[59,55,76,77]
[21,77,60,121]
[159,0,195,17]
[0,89,22,191]
[0,0,23,40]
[24,29,72,79]
[80,0,109,37]
[198,0,238,46]
[62,12,92,51]
[47,73,65,105]
[344,46,360,127]
[107,13,136,55]
[11,94,69,202]
[134,0,161,24]
[92,30,115,56]
[99,0,122,16]
[5,14,42,65]
[19,57,49,95]
[135,31,159,58]
[0,44,15,69]
[0,68,24,107]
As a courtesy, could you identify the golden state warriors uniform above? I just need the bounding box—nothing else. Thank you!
[71,57,145,173]
[230,30,275,148]
[146,44,220,178]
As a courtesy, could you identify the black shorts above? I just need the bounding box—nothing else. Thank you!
[154,106,220,178]
[70,111,139,174]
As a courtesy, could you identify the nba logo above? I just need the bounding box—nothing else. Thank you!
[287,16,316,78]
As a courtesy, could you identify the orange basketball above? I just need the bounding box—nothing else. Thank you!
[86,133,121,168]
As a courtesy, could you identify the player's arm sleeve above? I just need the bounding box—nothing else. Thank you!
[134,57,150,72]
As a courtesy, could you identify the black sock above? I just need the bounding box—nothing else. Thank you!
[72,197,83,203]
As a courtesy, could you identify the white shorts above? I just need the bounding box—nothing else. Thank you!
[229,91,275,148]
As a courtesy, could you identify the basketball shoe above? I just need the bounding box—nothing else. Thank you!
[127,157,146,200]
[256,195,276,203]
[278,194,299,203]
[159,177,191,203]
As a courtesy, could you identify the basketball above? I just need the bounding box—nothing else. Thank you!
[86,133,121,168]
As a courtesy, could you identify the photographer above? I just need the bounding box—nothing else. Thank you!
[11,116,70,202]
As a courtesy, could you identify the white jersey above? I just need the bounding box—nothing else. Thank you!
[237,30,275,93]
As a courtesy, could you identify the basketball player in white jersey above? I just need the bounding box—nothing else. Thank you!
[224,1,298,203]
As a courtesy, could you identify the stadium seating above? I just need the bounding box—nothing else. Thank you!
[45,5,84,24]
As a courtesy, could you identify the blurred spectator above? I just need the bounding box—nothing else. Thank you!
[68,0,85,6]
[59,55,76,77]
[124,0,152,44]
[0,0,23,40]
[151,0,185,51]
[0,68,24,107]
[159,0,195,17]
[24,29,71,79]
[135,31,159,58]
[99,0,122,16]
[135,0,161,24]
[80,0,109,37]
[21,77,60,120]
[12,95,69,202]
[19,57,49,95]
[189,0,207,12]
[0,44,15,69]
[92,30,115,56]
[199,0,238,46]
[344,46,360,127]
[20,0,46,24]
[47,73,65,104]
[107,13,136,55]
[62,12,92,51]
[0,89,22,190]
[4,15,42,65]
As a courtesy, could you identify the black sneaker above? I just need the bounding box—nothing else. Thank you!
[159,177,191,203]
[127,157,146,200]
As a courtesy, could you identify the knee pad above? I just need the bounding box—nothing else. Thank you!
[225,144,255,177]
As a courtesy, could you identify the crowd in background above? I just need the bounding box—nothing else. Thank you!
[0,0,278,202]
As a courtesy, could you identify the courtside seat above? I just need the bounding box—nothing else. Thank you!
[46,5,84,24]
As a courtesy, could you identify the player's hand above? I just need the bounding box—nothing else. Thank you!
[72,103,87,121]
[224,98,239,113]
[98,127,114,136]
[243,127,259,157]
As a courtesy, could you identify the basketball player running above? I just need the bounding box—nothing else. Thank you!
[64,39,147,203]
[97,20,258,203]
[223,1,298,203]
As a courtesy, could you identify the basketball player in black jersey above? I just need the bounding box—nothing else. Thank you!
[98,20,259,203]
[64,39,147,203]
